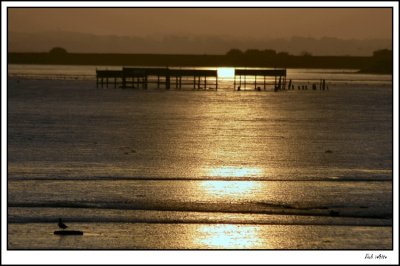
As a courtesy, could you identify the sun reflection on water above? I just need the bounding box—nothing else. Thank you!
[207,166,263,178]
[200,180,258,199]
[195,224,262,249]
[201,166,264,199]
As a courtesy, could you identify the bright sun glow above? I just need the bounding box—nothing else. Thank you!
[217,67,235,78]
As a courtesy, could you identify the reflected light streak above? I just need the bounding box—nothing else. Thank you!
[200,180,258,199]
[195,224,262,249]
[207,166,263,178]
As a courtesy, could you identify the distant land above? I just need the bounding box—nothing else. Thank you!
[8,31,391,56]
[8,48,392,74]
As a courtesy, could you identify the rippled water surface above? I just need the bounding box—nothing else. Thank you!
[7,66,393,249]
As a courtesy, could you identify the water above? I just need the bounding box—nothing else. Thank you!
[7,65,393,249]
[7,64,392,85]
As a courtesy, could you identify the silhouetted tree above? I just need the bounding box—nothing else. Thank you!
[262,49,277,57]
[244,49,263,57]
[301,51,312,57]
[226,49,243,57]
[359,49,392,74]
[372,49,392,58]
[277,51,290,57]
[49,47,68,56]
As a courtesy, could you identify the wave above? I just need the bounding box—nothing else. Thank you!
[7,216,392,227]
[8,206,392,227]
[8,199,392,220]
[8,175,392,182]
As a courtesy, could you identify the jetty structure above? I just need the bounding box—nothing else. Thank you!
[96,67,218,90]
[96,67,288,91]
[234,69,287,91]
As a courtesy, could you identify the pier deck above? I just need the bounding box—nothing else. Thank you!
[96,67,291,91]
[234,69,287,91]
[97,67,218,90]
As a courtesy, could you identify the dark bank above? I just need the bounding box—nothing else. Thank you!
[8,48,393,74]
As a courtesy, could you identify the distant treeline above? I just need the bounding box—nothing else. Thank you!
[8,47,392,73]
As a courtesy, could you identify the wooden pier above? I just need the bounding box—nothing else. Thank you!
[96,70,123,88]
[96,67,218,90]
[234,69,287,91]
[96,67,296,91]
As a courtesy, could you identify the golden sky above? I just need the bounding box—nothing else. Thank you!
[8,8,392,39]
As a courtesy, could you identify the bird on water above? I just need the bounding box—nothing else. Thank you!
[58,218,68,230]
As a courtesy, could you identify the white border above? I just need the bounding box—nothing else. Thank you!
[1,0,9,265]
[2,1,399,265]
[392,2,400,265]
[2,1,398,8]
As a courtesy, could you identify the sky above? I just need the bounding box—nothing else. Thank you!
[8,8,392,39]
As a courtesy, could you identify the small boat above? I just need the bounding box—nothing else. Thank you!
[54,230,84,235]
[329,210,340,217]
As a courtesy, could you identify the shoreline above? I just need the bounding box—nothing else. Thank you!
[6,77,393,92]
[8,52,391,73]
[8,222,392,249]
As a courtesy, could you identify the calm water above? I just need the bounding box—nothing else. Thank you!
[7,65,393,249]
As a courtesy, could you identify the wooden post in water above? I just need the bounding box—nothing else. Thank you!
[166,75,170,90]
[263,76,266,90]
[278,76,281,90]
[198,76,201,89]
